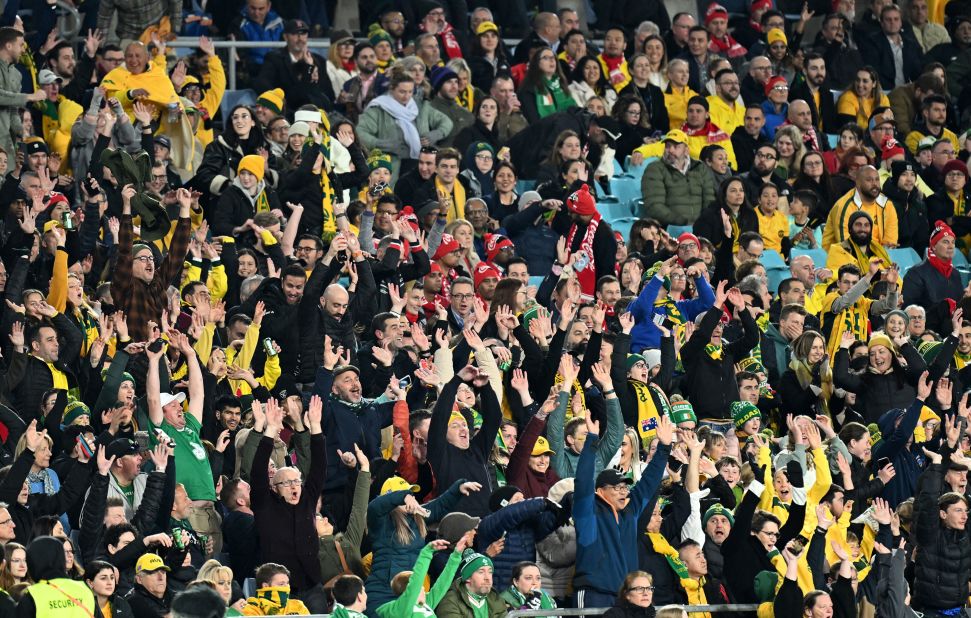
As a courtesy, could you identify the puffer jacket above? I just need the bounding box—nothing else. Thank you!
[536,524,576,599]
[364,480,465,614]
[872,399,924,507]
[476,498,559,590]
[913,460,971,613]
[902,260,965,336]
[641,158,716,226]
[832,344,926,425]
[356,100,453,179]
[0,58,26,157]
[501,200,561,276]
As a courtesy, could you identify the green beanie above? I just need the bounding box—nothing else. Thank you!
[703,503,735,528]
[626,353,646,372]
[917,340,943,363]
[367,149,393,174]
[459,549,494,581]
[62,400,91,426]
[737,357,766,375]
[101,367,135,386]
[754,570,779,603]
[731,401,761,429]
[669,401,696,425]
[521,303,542,330]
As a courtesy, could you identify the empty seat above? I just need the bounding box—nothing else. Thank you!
[761,249,786,270]
[610,217,637,242]
[888,247,921,277]
[667,225,694,239]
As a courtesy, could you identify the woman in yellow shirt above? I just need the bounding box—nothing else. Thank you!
[755,182,790,253]
[837,67,889,129]
[664,58,697,130]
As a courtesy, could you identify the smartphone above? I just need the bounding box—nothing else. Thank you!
[876,457,891,469]
[147,338,165,353]
[133,431,151,451]
[790,535,808,554]
[398,375,412,390]
[263,338,277,357]
[668,455,684,473]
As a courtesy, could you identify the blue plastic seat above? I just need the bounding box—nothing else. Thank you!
[766,267,790,295]
[761,249,786,270]
[610,176,642,209]
[599,199,634,221]
[219,89,257,123]
[624,156,657,181]
[528,275,546,289]
[952,249,969,267]
[667,225,694,239]
[888,247,921,277]
[610,217,637,243]
[515,179,535,195]
[827,134,838,148]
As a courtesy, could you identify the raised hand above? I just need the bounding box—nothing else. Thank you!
[215,429,232,453]
[410,323,431,351]
[95,445,115,475]
[655,415,675,446]
[264,398,284,434]
[876,460,896,484]
[464,327,485,351]
[618,311,634,334]
[459,481,482,495]
[936,377,954,410]
[8,320,24,349]
[387,282,405,313]
[872,497,892,525]
[558,353,578,386]
[148,442,172,472]
[816,503,834,530]
[510,368,529,393]
[916,370,933,401]
[590,362,612,391]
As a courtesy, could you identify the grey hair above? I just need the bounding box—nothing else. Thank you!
[240,275,264,303]
[904,304,926,317]
[737,274,765,297]
[636,21,660,36]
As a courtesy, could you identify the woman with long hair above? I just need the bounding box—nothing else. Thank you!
[0,544,29,591]
[822,123,864,175]
[611,96,656,164]
[453,95,501,156]
[642,35,668,89]
[779,330,833,417]
[326,32,357,96]
[837,66,889,129]
[620,54,670,134]
[444,219,480,274]
[519,46,576,123]
[467,21,510,91]
[536,130,584,185]
[194,104,274,199]
[694,176,757,249]
[365,477,476,612]
[791,151,838,220]
[568,56,618,112]
[765,28,796,82]
[773,125,805,181]
[85,560,134,618]
[607,427,649,482]
[197,559,246,614]
[603,571,656,617]
[446,58,481,112]
[486,160,519,222]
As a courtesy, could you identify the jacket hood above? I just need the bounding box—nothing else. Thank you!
[231,175,266,205]
[877,408,905,437]
[27,535,67,581]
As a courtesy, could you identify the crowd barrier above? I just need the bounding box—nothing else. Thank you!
[296,604,762,618]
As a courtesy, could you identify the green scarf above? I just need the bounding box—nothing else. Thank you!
[534,77,574,119]
[704,343,723,360]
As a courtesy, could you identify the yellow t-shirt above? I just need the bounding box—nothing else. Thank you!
[755,208,789,253]
[837,91,890,129]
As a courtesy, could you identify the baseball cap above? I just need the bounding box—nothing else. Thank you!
[155,135,172,150]
[381,476,421,495]
[531,436,556,456]
[37,69,61,85]
[596,468,634,488]
[284,19,310,34]
[662,129,688,145]
[159,392,186,408]
[105,438,141,459]
[136,553,171,573]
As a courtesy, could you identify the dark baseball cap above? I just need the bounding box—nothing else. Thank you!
[596,468,634,488]
[105,438,140,459]
[25,141,49,155]
[284,19,310,34]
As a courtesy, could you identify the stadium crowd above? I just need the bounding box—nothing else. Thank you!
[0,0,970,615]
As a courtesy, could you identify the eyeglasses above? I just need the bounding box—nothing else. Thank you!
[772,85,789,92]
[133,256,155,264]
[756,152,777,160]
[606,484,631,493]
[0,519,13,526]
[274,479,303,488]
[629,586,655,593]
[152,174,167,181]
[451,293,475,301]
[420,146,439,155]
[759,529,780,538]
[475,153,494,161]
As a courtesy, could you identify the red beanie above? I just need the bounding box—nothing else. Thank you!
[432,233,460,261]
[398,205,419,231]
[943,159,969,179]
[930,220,955,248]
[751,0,773,12]
[566,184,597,216]
[473,262,501,289]
[763,75,788,96]
[484,233,514,262]
[880,137,905,161]
[705,2,729,25]
[678,232,701,247]
[47,192,69,209]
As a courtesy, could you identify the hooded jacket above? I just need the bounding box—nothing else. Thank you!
[872,399,925,507]
[19,536,95,617]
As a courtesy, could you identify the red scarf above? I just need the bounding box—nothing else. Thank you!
[683,121,730,143]
[341,59,356,72]
[928,248,953,279]
[438,23,463,59]
[709,35,747,58]
[600,54,625,74]
[566,214,602,301]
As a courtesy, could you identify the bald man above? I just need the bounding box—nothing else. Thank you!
[823,165,898,249]
[785,99,829,153]
[512,12,561,64]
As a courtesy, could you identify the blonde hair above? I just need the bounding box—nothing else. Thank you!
[14,432,52,459]
[197,559,233,588]
[391,508,428,546]
[774,125,806,172]
[656,606,688,618]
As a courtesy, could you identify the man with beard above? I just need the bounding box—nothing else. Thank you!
[240,262,308,378]
[490,76,529,143]
[826,210,895,276]
[740,56,771,105]
[45,34,99,104]
[707,69,744,137]
[903,221,965,335]
[789,53,838,134]
[740,144,788,205]
[559,184,616,302]
[731,105,769,174]
[824,165,899,249]
[642,130,715,226]
[203,396,243,477]
[905,94,958,156]
[313,338,397,530]
[394,147,437,202]
[785,100,829,153]
[338,43,383,123]
[359,312,416,397]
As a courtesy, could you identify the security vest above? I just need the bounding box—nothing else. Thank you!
[26,579,96,617]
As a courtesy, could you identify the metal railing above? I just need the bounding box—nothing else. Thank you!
[507,606,761,617]
[168,38,330,91]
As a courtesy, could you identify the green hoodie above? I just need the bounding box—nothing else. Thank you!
[376,542,463,618]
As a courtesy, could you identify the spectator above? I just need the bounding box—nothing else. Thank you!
[233,0,285,70]
[97,0,182,44]
[640,130,716,226]
[253,19,334,111]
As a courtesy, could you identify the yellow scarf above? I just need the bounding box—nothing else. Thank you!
[630,381,670,443]
[436,177,466,222]
[457,85,475,112]
[847,239,892,275]
[553,372,586,419]
[646,532,712,618]
[822,292,872,358]
[44,361,69,390]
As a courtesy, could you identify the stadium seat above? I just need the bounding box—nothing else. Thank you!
[612,158,624,176]
[952,249,969,267]
[219,89,257,124]
[624,156,656,181]
[761,249,786,270]
[516,179,535,195]
[790,248,827,268]
[667,225,694,239]
[598,198,633,221]
[609,176,642,209]
[528,275,546,290]
[610,217,637,242]
[827,134,837,148]
[766,267,789,295]
[888,247,921,277]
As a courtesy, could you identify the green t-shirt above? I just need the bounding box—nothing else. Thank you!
[115,477,135,507]
[150,413,216,501]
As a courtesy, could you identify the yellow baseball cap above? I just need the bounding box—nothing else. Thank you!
[476,21,499,36]
[136,553,171,574]
[381,476,421,496]
[531,436,555,456]
[663,129,688,145]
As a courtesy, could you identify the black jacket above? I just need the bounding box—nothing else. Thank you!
[731,127,770,175]
[124,583,173,618]
[453,119,503,157]
[681,307,760,421]
[190,132,277,201]
[740,73,767,106]
[789,79,840,135]
[507,107,599,179]
[694,202,758,249]
[913,460,971,612]
[882,179,930,256]
[603,601,656,618]
[619,82,669,134]
[859,31,926,90]
[252,49,334,111]
[927,187,971,238]
[832,344,927,425]
[209,182,283,244]
[902,259,965,335]
[78,469,166,565]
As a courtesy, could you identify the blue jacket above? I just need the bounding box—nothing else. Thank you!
[476,498,558,590]
[237,8,284,66]
[312,367,395,491]
[628,274,715,352]
[364,480,465,614]
[572,432,670,595]
[873,399,923,507]
[501,201,560,276]
[760,99,788,139]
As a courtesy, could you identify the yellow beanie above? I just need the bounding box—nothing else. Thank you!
[238,155,265,182]
[766,28,787,47]
[257,88,285,115]
[867,332,895,352]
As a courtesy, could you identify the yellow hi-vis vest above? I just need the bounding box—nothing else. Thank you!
[26,579,96,617]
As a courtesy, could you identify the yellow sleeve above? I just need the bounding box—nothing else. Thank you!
[259,229,278,247]
[193,322,215,366]
[836,92,857,116]
[199,55,226,118]
[756,446,776,513]
[257,353,281,390]
[634,142,666,159]
[878,94,891,108]
[822,202,839,249]
[721,138,738,171]
[881,203,899,246]
[180,261,202,291]
[235,320,262,371]
[47,248,68,313]
[206,262,228,302]
[904,130,923,155]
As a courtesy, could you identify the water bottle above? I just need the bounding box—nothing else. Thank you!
[167,102,180,124]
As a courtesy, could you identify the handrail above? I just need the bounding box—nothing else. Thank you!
[506,605,761,617]
[168,37,329,90]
